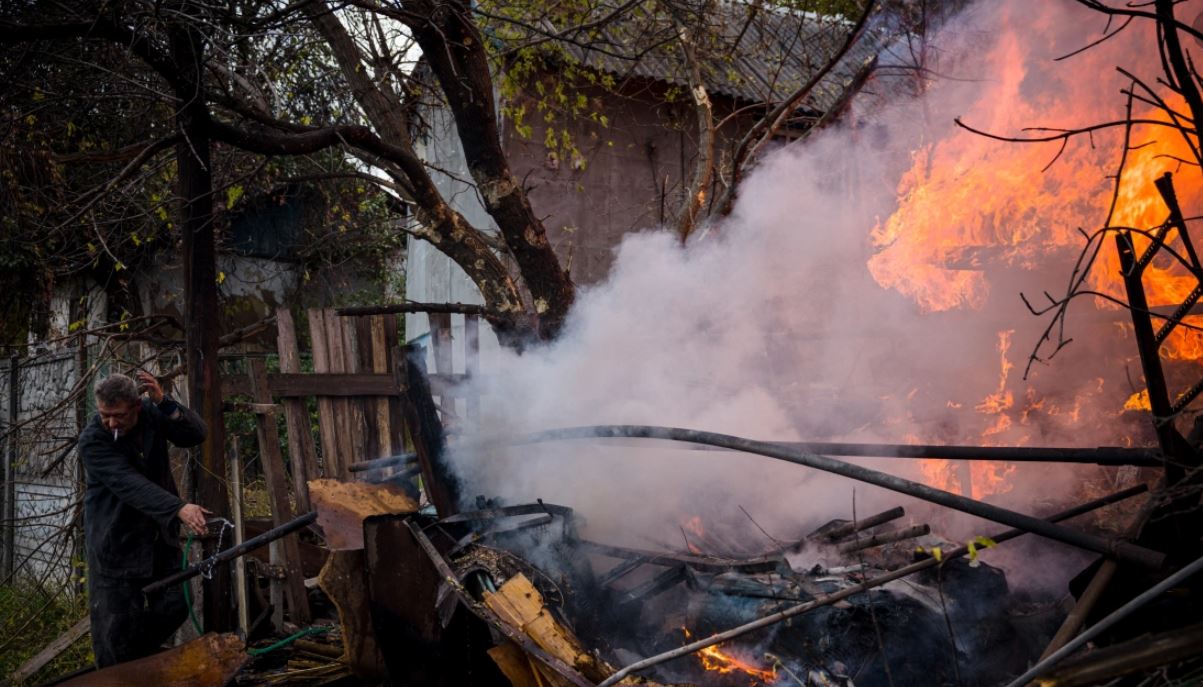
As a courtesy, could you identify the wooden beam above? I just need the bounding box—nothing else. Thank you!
[276,308,317,514]
[222,372,466,398]
[248,358,311,625]
[8,616,90,684]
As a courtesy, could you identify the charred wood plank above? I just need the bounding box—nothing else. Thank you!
[838,524,931,554]
[808,506,906,543]
[401,519,597,687]
[616,565,687,608]
[400,345,460,517]
[1035,623,1203,687]
[1003,551,1203,687]
[596,484,1149,687]
[578,540,782,574]
[598,558,644,588]
[523,426,1166,569]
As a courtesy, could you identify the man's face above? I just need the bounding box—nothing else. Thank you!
[98,400,140,436]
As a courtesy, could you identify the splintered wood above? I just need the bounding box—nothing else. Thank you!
[56,633,246,687]
[484,573,671,687]
[309,479,418,550]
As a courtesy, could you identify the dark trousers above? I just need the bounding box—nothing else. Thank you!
[88,573,188,668]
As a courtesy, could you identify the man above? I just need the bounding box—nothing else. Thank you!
[79,370,210,667]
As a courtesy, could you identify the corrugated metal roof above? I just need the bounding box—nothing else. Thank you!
[504,1,884,113]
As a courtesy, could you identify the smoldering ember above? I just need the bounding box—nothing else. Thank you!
[4,0,1203,686]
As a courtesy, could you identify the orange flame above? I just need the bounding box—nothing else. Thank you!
[681,628,777,684]
[869,14,1203,365]
[682,516,705,554]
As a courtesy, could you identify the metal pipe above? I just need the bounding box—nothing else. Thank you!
[515,426,1165,569]
[1003,550,1203,687]
[348,451,417,473]
[777,441,1160,466]
[143,511,317,594]
[228,438,249,637]
[597,484,1148,687]
[546,436,1162,465]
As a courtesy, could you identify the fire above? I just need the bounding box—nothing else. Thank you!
[868,7,1203,363]
[682,515,705,554]
[681,628,777,684]
[920,332,1018,499]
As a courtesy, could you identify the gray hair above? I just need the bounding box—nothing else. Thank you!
[94,374,140,407]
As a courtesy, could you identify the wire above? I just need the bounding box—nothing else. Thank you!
[247,626,331,657]
[182,533,203,636]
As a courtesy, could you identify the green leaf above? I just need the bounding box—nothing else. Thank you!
[226,185,244,210]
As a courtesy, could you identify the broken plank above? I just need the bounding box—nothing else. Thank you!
[276,308,318,513]
[324,308,355,478]
[8,616,89,685]
[307,308,340,479]
[318,549,385,679]
[370,315,392,456]
[248,358,311,624]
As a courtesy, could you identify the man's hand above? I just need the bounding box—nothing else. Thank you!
[135,370,165,404]
[177,503,212,536]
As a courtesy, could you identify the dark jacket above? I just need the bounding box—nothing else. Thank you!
[79,397,207,579]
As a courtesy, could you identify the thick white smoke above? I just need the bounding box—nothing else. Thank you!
[448,1,1178,568]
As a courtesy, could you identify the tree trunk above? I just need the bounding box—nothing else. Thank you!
[171,16,231,633]
[402,0,576,340]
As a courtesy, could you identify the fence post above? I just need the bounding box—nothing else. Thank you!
[2,355,19,578]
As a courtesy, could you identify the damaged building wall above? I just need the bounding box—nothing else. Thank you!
[0,349,84,588]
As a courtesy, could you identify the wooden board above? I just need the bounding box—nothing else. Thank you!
[324,308,355,478]
[318,549,385,679]
[309,479,417,551]
[484,574,595,685]
[221,371,465,398]
[8,616,89,684]
[355,316,380,461]
[370,315,392,456]
[306,308,339,479]
[340,314,366,466]
[487,642,540,687]
[275,308,317,513]
[248,358,311,624]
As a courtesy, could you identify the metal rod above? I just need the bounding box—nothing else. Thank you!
[1003,551,1203,687]
[228,439,249,637]
[348,451,417,473]
[470,434,1162,465]
[776,441,1161,466]
[596,484,1148,687]
[518,426,1165,569]
[143,511,317,594]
